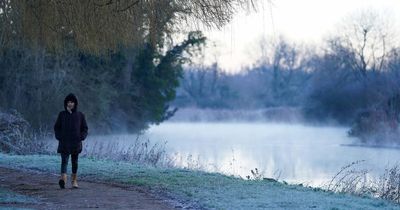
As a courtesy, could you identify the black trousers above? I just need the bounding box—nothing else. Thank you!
[60,153,79,174]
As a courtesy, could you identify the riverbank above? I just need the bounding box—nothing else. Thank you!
[0,153,399,209]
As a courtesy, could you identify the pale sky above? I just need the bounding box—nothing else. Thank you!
[199,0,400,73]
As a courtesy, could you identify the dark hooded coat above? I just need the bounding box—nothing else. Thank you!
[54,93,88,154]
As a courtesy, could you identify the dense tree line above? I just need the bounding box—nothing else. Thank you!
[0,0,255,133]
[0,32,205,132]
[176,11,400,144]
[175,59,310,109]
[177,39,400,122]
[175,38,311,109]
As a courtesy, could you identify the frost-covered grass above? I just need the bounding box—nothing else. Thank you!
[0,187,37,205]
[0,153,399,210]
[81,135,169,167]
[324,160,400,204]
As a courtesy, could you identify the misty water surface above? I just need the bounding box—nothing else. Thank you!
[80,122,400,187]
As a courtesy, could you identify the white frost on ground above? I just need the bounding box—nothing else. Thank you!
[0,186,37,205]
[0,153,399,210]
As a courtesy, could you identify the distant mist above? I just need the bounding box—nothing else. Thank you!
[168,107,304,123]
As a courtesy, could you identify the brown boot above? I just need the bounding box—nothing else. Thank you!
[58,173,67,189]
[71,173,79,188]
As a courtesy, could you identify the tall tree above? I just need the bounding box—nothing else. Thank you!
[1,0,255,53]
[333,10,397,76]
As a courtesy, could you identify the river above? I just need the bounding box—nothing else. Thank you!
[81,122,400,187]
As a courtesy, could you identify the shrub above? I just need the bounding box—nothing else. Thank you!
[0,109,50,154]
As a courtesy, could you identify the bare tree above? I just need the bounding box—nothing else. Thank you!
[333,9,398,76]
[257,36,305,102]
[1,0,256,53]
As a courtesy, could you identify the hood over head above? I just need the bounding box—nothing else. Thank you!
[64,93,78,112]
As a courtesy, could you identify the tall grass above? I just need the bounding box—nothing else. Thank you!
[0,110,51,155]
[325,160,400,204]
[378,164,400,203]
[81,135,171,167]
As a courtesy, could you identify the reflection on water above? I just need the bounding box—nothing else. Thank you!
[87,122,400,187]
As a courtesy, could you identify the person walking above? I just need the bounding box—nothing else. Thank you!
[54,93,88,189]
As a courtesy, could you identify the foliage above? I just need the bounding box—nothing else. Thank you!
[0,0,254,53]
[0,0,245,133]
[0,109,50,154]
[0,32,205,133]
[348,94,400,144]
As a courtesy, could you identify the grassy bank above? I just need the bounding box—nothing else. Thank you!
[0,153,399,210]
[0,187,37,206]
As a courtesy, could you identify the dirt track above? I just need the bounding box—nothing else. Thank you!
[0,167,177,210]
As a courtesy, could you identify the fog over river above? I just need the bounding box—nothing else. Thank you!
[82,122,400,187]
